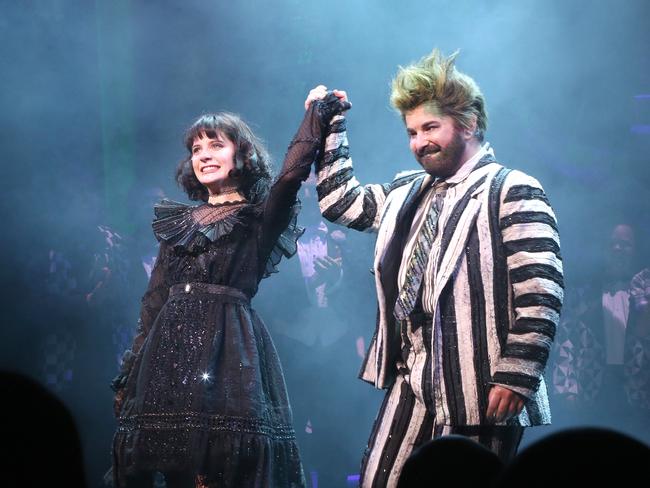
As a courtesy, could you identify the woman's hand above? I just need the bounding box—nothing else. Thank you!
[304,85,352,128]
[305,85,351,110]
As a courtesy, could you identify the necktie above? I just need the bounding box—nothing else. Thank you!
[393,184,446,321]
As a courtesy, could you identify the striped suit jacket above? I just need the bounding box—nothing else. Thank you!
[316,116,563,426]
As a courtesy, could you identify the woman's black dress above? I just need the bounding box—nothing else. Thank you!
[112,101,339,487]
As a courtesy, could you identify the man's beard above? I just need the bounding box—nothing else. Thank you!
[416,130,466,178]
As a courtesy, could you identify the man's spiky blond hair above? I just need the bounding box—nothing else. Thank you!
[390,49,488,141]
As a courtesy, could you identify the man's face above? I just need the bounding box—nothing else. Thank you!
[405,104,467,178]
[606,224,636,278]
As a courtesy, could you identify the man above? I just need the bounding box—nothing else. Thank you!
[305,49,563,487]
[552,221,649,441]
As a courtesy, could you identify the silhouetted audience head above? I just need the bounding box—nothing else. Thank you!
[397,435,504,487]
[0,371,87,487]
[497,427,649,487]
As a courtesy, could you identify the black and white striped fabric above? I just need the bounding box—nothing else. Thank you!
[358,373,523,488]
[315,115,564,429]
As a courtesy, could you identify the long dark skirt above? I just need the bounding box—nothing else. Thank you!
[113,290,305,487]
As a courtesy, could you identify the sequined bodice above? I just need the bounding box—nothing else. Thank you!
[162,214,263,297]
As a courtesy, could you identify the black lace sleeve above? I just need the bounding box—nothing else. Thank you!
[258,93,350,272]
[111,240,170,391]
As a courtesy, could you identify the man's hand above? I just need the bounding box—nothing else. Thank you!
[305,85,350,110]
[486,385,525,424]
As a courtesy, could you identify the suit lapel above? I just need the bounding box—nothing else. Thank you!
[379,174,427,310]
[433,164,496,303]
[370,174,428,383]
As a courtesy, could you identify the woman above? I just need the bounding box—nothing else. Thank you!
[111,94,350,487]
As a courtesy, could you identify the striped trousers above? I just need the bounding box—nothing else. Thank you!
[359,314,524,488]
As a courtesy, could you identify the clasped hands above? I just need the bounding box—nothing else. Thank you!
[304,85,351,112]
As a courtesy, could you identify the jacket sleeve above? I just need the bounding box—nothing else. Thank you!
[260,95,351,261]
[491,170,564,399]
[315,115,392,234]
[111,240,170,391]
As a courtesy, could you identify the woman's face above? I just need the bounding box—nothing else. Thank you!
[191,131,237,194]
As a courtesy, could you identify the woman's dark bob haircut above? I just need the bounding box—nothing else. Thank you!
[176,112,273,203]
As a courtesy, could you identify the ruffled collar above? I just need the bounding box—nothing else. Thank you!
[152,199,251,251]
[151,198,305,279]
